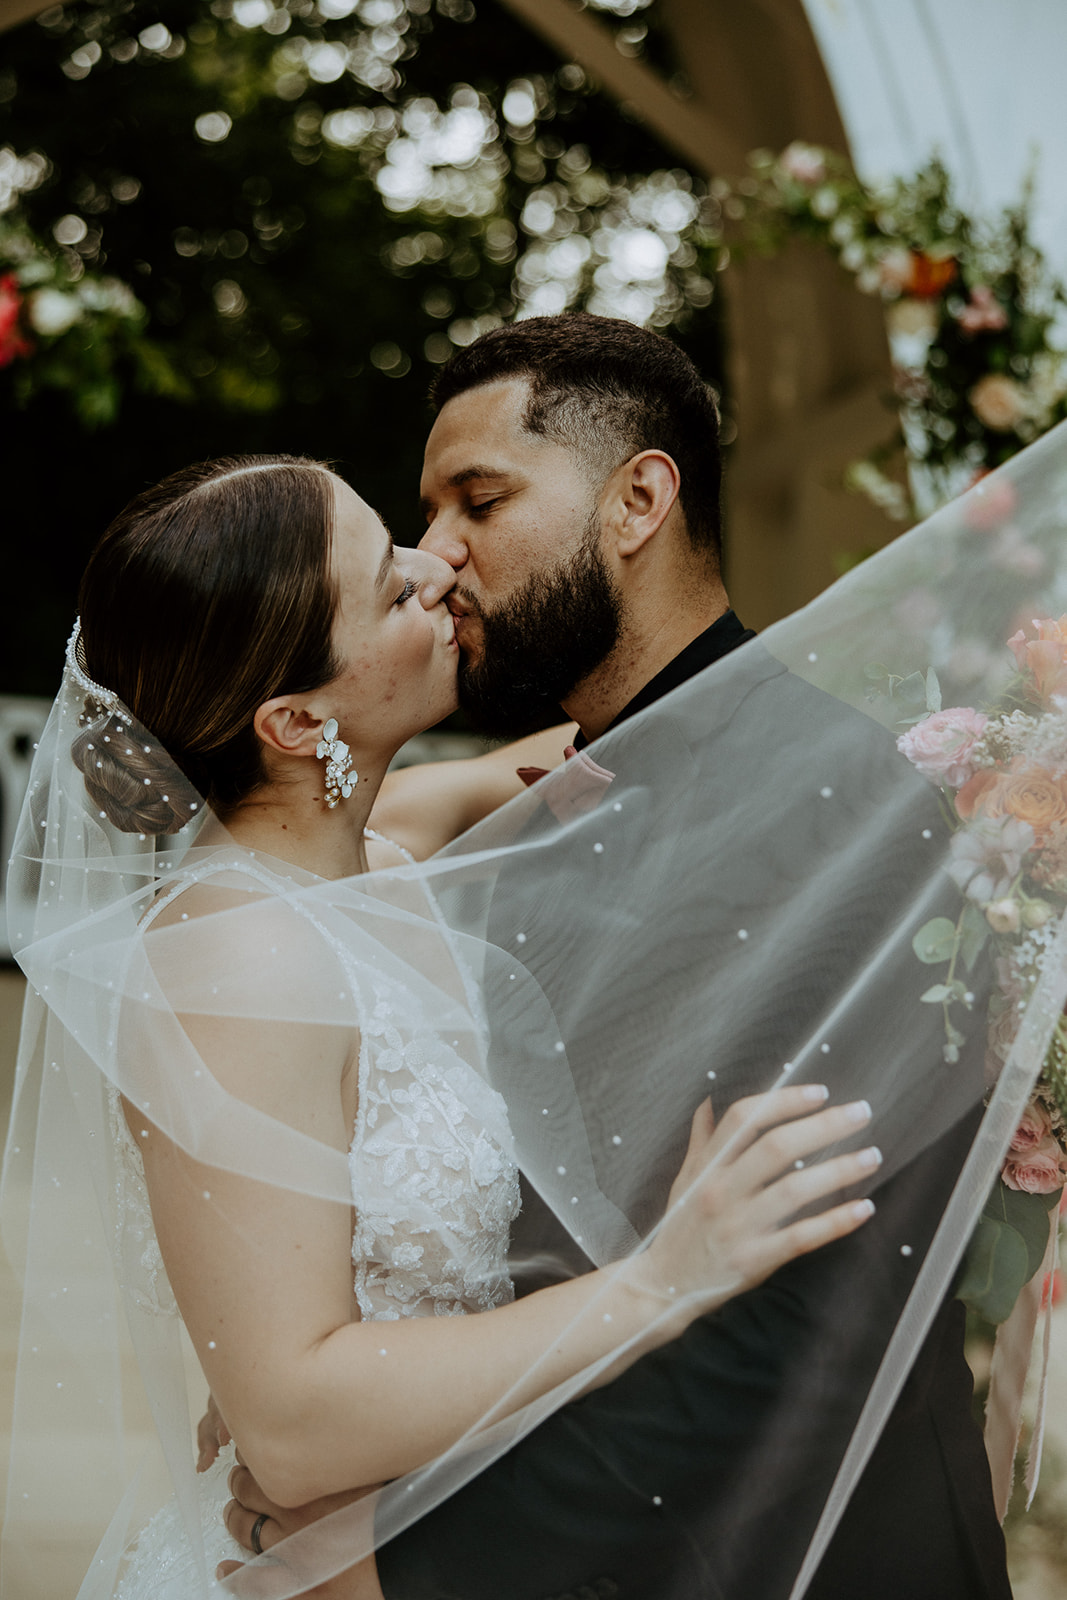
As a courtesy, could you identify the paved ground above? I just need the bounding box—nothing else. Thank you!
[1,967,1065,1596]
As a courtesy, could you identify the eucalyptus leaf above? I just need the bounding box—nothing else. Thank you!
[925,668,942,712]
[958,901,991,974]
[912,917,958,964]
[920,984,954,1003]
[956,1216,1032,1324]
[985,1182,1060,1278]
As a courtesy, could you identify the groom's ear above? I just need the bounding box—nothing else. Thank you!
[602,450,682,558]
[253,698,325,759]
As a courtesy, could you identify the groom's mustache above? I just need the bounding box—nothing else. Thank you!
[446,590,481,622]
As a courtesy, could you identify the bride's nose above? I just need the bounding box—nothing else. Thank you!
[411,549,455,609]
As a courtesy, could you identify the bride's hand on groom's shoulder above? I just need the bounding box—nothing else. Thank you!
[219,1458,384,1598]
[633,1086,881,1323]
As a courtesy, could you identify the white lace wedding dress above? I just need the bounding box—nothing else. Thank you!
[108,847,521,1598]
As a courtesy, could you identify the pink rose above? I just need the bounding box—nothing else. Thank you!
[961,469,1017,531]
[1009,1099,1053,1153]
[955,285,1009,335]
[896,707,989,788]
[778,142,826,186]
[1002,1134,1066,1195]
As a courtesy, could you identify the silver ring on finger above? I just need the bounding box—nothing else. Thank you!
[250,1512,269,1556]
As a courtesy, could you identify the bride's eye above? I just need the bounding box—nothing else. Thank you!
[394,579,418,606]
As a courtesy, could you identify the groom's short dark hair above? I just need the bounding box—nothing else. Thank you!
[430,313,723,563]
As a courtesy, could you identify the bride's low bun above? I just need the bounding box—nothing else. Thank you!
[71,717,200,836]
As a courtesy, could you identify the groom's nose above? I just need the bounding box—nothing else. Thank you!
[418,519,468,574]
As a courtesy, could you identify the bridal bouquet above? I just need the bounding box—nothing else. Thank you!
[896,618,1067,1323]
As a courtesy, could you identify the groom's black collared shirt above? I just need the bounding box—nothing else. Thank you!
[377,615,1010,1600]
[570,608,756,751]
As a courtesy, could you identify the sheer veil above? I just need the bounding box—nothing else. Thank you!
[5,420,1067,1598]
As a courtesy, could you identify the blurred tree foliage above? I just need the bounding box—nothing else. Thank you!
[0,0,726,692]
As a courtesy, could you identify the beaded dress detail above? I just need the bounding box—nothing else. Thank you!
[111,843,519,1597]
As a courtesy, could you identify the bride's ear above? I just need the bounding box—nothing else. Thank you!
[253,698,324,759]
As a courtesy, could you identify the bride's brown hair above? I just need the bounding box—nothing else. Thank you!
[75,454,340,833]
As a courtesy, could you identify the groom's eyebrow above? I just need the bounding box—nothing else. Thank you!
[420,466,510,517]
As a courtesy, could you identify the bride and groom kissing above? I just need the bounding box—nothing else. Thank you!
[209,313,1012,1599]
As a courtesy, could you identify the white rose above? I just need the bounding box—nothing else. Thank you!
[887,297,938,341]
[28,287,82,336]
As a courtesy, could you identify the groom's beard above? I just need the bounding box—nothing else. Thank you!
[457,527,623,738]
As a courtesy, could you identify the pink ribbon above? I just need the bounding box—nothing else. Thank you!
[984,1205,1058,1519]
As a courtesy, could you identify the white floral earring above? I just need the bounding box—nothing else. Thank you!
[316,718,357,807]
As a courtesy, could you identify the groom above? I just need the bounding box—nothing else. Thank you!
[230,314,1011,1598]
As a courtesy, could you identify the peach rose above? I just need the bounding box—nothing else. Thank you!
[969,373,1029,432]
[896,706,988,787]
[957,763,1067,845]
[1007,616,1067,701]
[1002,1134,1067,1195]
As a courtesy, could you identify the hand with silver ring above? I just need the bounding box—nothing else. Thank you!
[250,1511,270,1556]
[219,1458,385,1594]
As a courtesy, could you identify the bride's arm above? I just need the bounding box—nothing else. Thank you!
[136,1001,876,1510]
[368,722,578,858]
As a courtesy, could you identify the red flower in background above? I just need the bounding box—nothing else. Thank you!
[0,273,32,368]
[906,251,958,299]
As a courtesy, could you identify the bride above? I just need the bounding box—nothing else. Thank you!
[0,454,879,1599]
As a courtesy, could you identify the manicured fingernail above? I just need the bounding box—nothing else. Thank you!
[802,1084,830,1102]
[853,1198,875,1220]
[846,1099,872,1124]
[857,1146,883,1170]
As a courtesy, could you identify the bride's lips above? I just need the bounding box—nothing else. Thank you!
[445,599,478,645]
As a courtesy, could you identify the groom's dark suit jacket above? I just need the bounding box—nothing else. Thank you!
[377,614,1011,1600]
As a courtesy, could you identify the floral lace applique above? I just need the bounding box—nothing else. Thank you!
[349,979,520,1321]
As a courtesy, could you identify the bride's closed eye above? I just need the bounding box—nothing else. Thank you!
[394,579,417,606]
